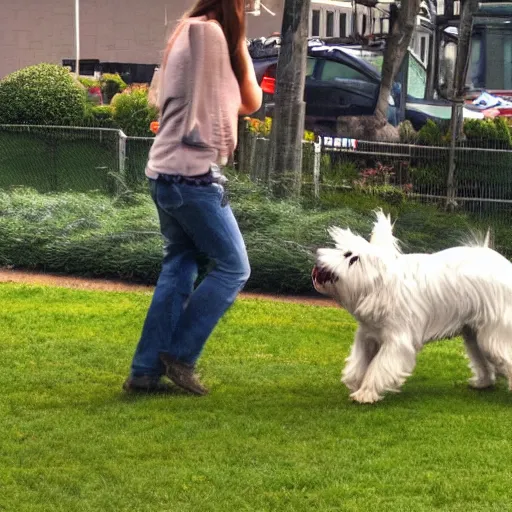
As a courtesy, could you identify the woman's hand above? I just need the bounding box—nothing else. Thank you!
[238,42,263,116]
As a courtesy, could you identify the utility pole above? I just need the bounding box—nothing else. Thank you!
[75,0,80,77]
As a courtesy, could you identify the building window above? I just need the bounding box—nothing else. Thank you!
[362,14,368,35]
[339,13,347,38]
[326,11,334,37]
[454,1,460,15]
[420,36,427,64]
[312,9,320,37]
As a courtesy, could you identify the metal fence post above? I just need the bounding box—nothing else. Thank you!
[313,136,322,199]
[118,130,127,195]
[446,102,462,210]
[118,130,127,176]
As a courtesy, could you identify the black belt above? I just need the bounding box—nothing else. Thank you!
[157,170,215,187]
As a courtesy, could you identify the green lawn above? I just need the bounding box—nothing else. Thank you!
[1,283,511,512]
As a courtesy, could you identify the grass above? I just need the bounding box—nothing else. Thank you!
[1,283,511,511]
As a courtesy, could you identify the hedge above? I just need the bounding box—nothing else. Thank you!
[0,178,491,294]
[111,86,158,137]
[0,64,87,126]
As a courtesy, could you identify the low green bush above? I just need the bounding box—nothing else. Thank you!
[398,120,419,144]
[463,117,512,148]
[84,104,116,128]
[100,73,127,104]
[111,87,158,136]
[0,64,87,125]
[409,164,446,188]
[78,76,100,89]
[0,178,490,293]
[417,119,447,146]
[360,184,406,207]
[320,155,359,186]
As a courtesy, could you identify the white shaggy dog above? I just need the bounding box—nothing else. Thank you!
[312,210,512,404]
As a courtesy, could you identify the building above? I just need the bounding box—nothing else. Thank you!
[309,0,391,39]
[1,0,434,81]
[435,0,512,93]
[0,0,284,80]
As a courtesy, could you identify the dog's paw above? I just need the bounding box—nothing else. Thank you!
[468,376,495,389]
[341,375,362,393]
[349,388,383,404]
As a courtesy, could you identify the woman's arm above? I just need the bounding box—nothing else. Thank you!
[238,42,263,116]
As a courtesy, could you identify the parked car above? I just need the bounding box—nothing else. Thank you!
[250,39,400,135]
[250,38,483,135]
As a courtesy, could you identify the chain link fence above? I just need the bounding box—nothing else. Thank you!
[0,125,125,194]
[2,124,512,226]
[303,135,512,225]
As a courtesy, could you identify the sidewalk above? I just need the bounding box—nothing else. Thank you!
[0,267,337,308]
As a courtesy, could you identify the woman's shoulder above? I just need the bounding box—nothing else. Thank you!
[184,16,226,42]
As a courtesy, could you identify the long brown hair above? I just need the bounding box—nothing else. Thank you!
[166,0,247,85]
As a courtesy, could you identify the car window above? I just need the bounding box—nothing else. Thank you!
[320,60,368,81]
[407,52,426,99]
[306,57,316,78]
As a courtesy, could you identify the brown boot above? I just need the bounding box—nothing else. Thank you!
[160,353,209,396]
[122,375,173,394]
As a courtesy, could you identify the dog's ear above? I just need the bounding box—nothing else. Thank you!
[314,227,372,274]
[369,209,401,257]
[328,226,370,255]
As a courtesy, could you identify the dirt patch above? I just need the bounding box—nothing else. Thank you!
[0,267,337,308]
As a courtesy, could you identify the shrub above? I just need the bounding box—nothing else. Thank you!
[322,157,359,186]
[417,119,446,146]
[100,73,127,103]
[0,182,486,293]
[398,120,419,144]
[409,164,446,188]
[111,87,158,136]
[363,184,406,207]
[463,118,512,147]
[464,118,497,142]
[84,104,115,128]
[245,116,315,141]
[78,76,100,89]
[0,63,87,125]
[355,162,394,187]
[494,117,512,146]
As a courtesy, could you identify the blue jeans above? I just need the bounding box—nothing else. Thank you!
[130,177,251,377]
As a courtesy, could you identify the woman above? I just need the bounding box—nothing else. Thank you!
[123,0,262,395]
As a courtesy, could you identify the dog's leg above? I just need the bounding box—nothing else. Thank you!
[462,326,496,389]
[350,333,416,404]
[476,325,512,390]
[341,326,379,392]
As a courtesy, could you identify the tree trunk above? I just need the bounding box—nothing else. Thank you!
[374,0,421,121]
[446,0,479,209]
[268,0,311,198]
[448,0,479,139]
[425,0,437,99]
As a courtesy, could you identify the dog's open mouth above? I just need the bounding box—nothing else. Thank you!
[312,265,338,286]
